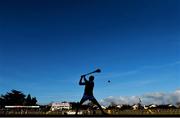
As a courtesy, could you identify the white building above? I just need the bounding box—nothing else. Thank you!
[50,102,71,111]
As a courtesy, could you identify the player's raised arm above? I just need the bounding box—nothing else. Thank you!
[79,75,86,85]
[84,76,88,83]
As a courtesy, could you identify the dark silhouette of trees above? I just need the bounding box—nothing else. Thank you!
[31,97,37,105]
[0,96,5,108]
[119,104,132,110]
[25,94,37,106]
[0,90,37,108]
[25,94,32,105]
[1,90,26,106]
[70,102,78,110]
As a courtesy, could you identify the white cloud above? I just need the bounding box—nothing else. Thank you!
[141,60,180,69]
[142,89,180,105]
[97,60,180,81]
[100,89,180,106]
[100,96,139,106]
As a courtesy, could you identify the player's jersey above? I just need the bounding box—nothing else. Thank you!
[84,81,94,96]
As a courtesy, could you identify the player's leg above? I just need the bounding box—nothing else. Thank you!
[90,97,106,115]
[75,97,87,115]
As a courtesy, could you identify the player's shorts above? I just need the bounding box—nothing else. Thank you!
[82,95,95,100]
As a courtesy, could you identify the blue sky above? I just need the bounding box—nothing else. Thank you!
[0,0,180,104]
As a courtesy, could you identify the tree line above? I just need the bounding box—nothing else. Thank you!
[0,89,37,108]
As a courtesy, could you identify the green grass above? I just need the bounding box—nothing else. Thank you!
[0,109,180,116]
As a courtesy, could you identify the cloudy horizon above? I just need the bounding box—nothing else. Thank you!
[100,89,180,107]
